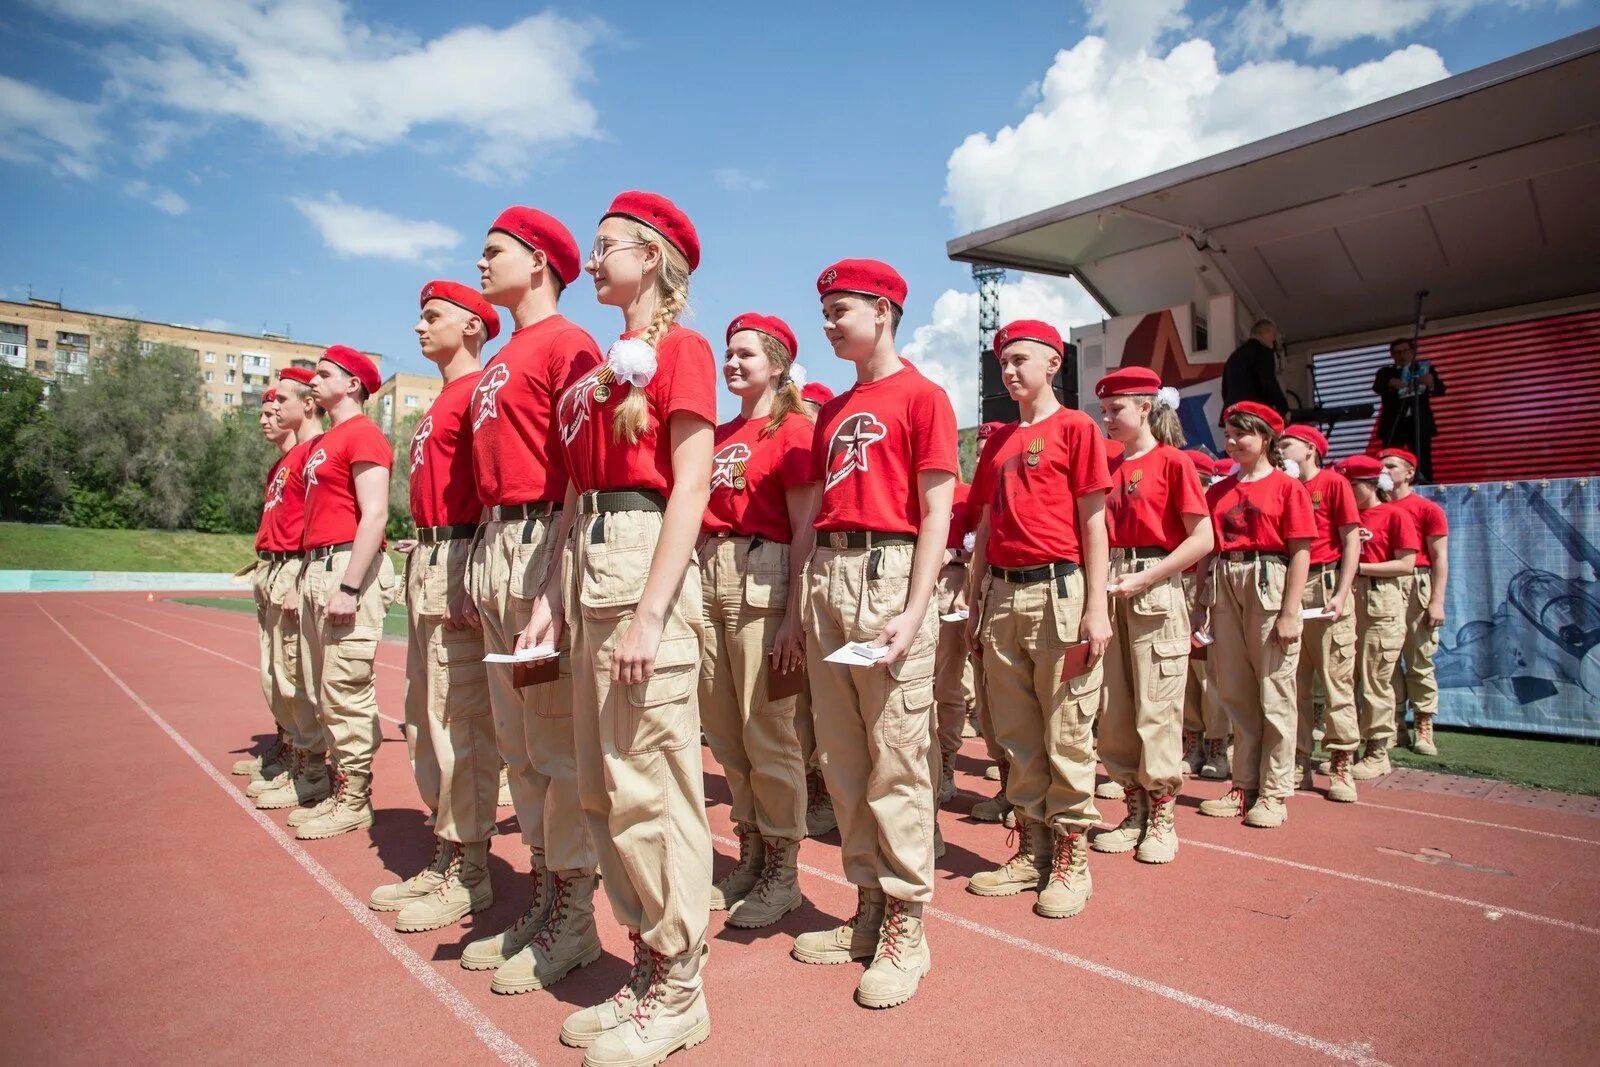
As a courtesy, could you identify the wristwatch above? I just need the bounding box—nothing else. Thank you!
[339,582,361,597]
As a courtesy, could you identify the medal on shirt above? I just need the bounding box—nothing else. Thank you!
[1126,467,1143,496]
[1026,437,1044,467]
[731,458,747,491]
[593,366,616,404]
[1311,490,1323,509]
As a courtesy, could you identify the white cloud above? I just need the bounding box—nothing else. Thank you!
[712,168,769,192]
[0,74,104,177]
[36,0,602,179]
[291,193,460,262]
[1086,0,1191,54]
[1242,0,1558,54]
[125,179,189,215]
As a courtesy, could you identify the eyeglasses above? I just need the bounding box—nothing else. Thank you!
[587,237,645,265]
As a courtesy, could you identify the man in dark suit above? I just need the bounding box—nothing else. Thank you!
[1372,337,1446,483]
[1221,318,1289,417]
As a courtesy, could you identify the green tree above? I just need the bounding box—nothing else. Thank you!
[387,411,422,541]
[0,365,59,520]
[193,406,281,533]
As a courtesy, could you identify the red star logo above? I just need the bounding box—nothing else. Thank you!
[1119,309,1222,388]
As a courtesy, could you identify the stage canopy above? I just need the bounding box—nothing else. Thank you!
[946,28,1600,348]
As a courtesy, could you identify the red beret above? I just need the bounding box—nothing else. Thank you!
[1223,401,1285,435]
[1095,366,1161,396]
[1184,449,1219,477]
[726,312,797,360]
[421,280,501,342]
[817,259,907,310]
[320,345,381,398]
[279,366,315,385]
[1339,455,1386,480]
[800,382,835,406]
[976,421,1006,440]
[1378,447,1418,469]
[604,191,700,272]
[489,206,582,287]
[1281,424,1329,458]
[995,319,1063,358]
[260,387,278,405]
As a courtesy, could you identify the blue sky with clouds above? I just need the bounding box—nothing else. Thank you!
[2,0,1594,420]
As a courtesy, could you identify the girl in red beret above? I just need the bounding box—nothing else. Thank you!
[521,191,716,1062]
[1090,369,1213,865]
[962,320,1110,919]
[697,313,818,931]
[1195,402,1313,828]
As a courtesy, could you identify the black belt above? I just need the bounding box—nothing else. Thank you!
[577,489,666,515]
[989,560,1079,584]
[1308,561,1340,572]
[306,541,354,561]
[1414,565,1432,573]
[256,550,303,563]
[490,501,560,521]
[1112,546,1166,560]
[1219,550,1285,564]
[821,530,916,550]
[416,523,479,544]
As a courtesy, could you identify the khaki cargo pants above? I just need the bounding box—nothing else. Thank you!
[299,549,398,778]
[1297,567,1359,757]
[1210,558,1300,800]
[404,538,497,844]
[806,542,938,904]
[254,561,286,732]
[698,535,808,842]
[1099,557,1189,797]
[472,514,596,875]
[1357,575,1407,746]
[933,563,976,764]
[1394,571,1441,726]
[1181,572,1229,741]
[980,569,1101,832]
[260,559,322,753]
[568,508,711,960]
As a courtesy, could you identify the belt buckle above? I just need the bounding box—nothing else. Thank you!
[829,532,848,550]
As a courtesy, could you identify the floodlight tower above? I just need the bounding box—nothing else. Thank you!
[974,263,1007,424]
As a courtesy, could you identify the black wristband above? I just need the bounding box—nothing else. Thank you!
[338,582,361,597]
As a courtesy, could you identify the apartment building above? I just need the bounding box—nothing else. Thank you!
[371,371,443,436]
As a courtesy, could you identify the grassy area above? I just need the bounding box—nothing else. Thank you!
[173,594,410,638]
[1388,728,1600,796]
[0,521,258,573]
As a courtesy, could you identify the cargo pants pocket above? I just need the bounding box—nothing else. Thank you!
[616,633,700,754]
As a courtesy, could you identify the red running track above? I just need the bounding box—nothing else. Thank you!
[3,591,1598,1066]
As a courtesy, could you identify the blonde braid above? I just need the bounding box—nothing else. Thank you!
[613,222,691,443]
[757,334,808,437]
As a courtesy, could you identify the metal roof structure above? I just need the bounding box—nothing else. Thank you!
[946,28,1600,346]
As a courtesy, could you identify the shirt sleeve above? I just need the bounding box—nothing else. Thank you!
[911,383,959,475]
[1424,498,1450,537]
[551,326,603,392]
[652,330,718,424]
[1065,414,1112,494]
[969,435,1002,515]
[809,404,833,484]
[1281,477,1316,540]
[1328,474,1360,529]
[351,424,394,469]
[1172,451,1208,517]
[1391,509,1422,555]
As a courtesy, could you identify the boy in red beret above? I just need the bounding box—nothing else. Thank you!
[1179,450,1233,778]
[1379,448,1450,757]
[366,282,500,932]
[790,259,956,1009]
[288,346,397,841]
[1276,425,1361,800]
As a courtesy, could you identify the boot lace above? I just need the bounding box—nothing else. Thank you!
[1146,794,1174,840]
[1418,717,1434,743]
[1204,738,1225,765]
[609,932,649,1010]
[1222,786,1247,817]
[805,771,831,816]
[627,945,665,1027]
[875,899,909,964]
[528,873,570,951]
[430,851,463,899]
[1329,749,1351,779]
[1049,832,1081,883]
[747,844,788,903]
[1000,823,1034,872]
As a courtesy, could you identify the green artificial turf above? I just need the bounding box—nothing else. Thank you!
[172,594,410,639]
[0,522,257,573]
[1387,727,1600,796]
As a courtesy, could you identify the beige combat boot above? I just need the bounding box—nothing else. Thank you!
[1413,714,1438,756]
[1035,827,1091,919]
[233,730,287,777]
[727,838,801,929]
[396,841,493,933]
[581,943,711,1066]
[294,770,373,840]
[1244,794,1288,828]
[936,751,957,807]
[245,765,290,798]
[1199,738,1231,780]
[1095,779,1126,800]
[1351,740,1391,780]
[560,931,649,1049]
[497,765,512,808]
[855,898,930,1009]
[1135,793,1178,864]
[971,758,1013,824]
[461,850,552,970]
[1326,749,1358,803]
[369,837,456,911]
[791,887,884,965]
[709,823,765,911]
[491,871,602,993]
[967,820,1047,896]
[261,749,332,815]
[1198,785,1254,819]
[805,770,837,837]
[1181,730,1204,777]
[1091,786,1147,854]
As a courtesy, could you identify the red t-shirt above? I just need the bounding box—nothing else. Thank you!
[1104,443,1206,553]
[557,324,718,494]
[702,412,816,543]
[811,363,958,535]
[1303,468,1360,566]
[1389,491,1449,567]
[1206,469,1316,553]
[301,414,392,549]
[1358,501,1422,564]
[947,482,972,551]
[471,314,602,507]
[256,436,320,552]
[971,407,1112,568]
[410,371,483,528]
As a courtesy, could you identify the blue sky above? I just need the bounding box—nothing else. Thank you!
[3,0,1595,421]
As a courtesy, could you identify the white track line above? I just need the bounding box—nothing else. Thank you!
[37,601,536,1067]
[84,601,404,728]
[1184,839,1600,936]
[155,597,407,674]
[710,835,1389,1066]
[1355,800,1600,846]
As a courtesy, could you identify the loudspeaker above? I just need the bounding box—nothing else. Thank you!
[980,343,1077,424]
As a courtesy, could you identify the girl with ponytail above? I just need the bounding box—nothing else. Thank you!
[524,191,716,1061]
[697,313,819,931]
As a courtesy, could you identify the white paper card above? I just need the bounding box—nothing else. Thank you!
[1299,608,1335,621]
[940,610,969,623]
[1191,630,1214,647]
[823,642,890,668]
[483,645,558,664]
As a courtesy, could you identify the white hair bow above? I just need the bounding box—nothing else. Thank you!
[1155,386,1181,410]
[606,337,657,387]
[788,362,807,388]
